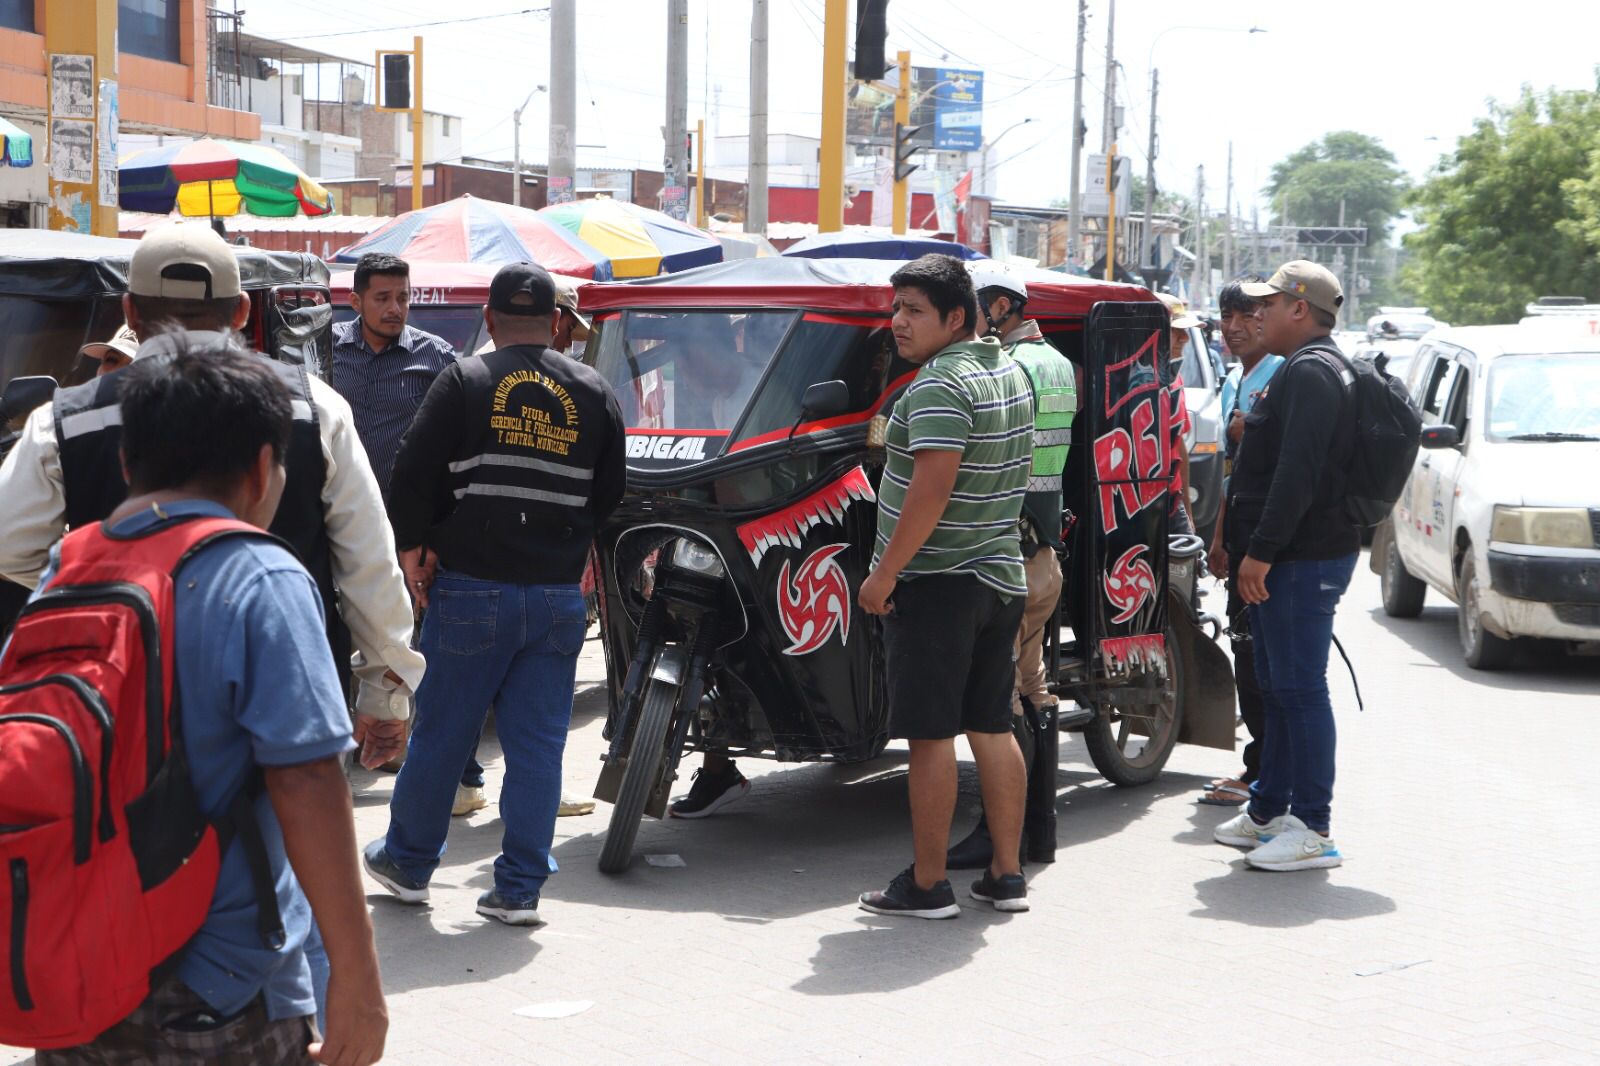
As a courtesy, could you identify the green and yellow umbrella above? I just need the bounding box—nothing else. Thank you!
[118,138,334,218]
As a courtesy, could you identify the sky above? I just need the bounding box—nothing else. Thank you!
[249,0,1600,227]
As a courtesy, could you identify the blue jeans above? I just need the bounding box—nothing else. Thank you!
[385,571,588,901]
[1246,553,1357,834]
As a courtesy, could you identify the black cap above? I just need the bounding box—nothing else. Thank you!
[488,261,558,316]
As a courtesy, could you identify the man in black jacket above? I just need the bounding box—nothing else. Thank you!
[363,262,626,925]
[1211,260,1359,873]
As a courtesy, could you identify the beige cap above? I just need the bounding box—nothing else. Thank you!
[1157,292,1200,329]
[1242,259,1344,317]
[128,221,242,300]
[551,274,592,339]
[78,323,139,364]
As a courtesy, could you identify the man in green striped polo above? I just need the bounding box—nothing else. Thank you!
[857,255,1034,919]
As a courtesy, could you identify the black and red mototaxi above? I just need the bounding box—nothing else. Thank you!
[578,257,1236,874]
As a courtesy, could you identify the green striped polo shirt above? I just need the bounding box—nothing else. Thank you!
[873,336,1033,598]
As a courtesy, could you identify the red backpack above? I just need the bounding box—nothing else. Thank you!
[0,514,283,1049]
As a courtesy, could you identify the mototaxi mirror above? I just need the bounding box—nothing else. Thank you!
[1419,423,1459,450]
[1,375,58,422]
[800,379,851,419]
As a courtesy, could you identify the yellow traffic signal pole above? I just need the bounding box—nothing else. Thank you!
[696,117,707,228]
[411,35,424,212]
[817,0,846,233]
[45,0,118,234]
[892,50,910,236]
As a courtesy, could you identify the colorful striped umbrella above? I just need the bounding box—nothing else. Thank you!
[330,195,613,280]
[119,138,334,218]
[539,197,721,277]
[0,116,33,168]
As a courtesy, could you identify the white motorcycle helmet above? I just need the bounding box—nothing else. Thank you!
[967,262,1030,336]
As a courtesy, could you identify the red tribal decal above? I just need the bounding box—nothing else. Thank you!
[776,544,851,656]
[736,466,876,567]
[1104,544,1157,624]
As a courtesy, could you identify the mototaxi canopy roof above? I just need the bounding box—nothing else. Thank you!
[577,256,1155,320]
[0,229,329,299]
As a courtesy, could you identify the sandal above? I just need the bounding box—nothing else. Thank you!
[1198,783,1250,806]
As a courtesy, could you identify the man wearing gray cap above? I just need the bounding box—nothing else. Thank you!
[364,261,626,927]
[1212,260,1359,872]
[0,221,423,772]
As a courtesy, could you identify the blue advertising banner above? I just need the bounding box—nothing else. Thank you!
[933,69,983,151]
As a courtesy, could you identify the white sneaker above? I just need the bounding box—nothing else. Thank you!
[1213,809,1287,848]
[1246,818,1343,871]
[452,785,489,817]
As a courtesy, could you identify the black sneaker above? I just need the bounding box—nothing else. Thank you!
[859,866,961,919]
[969,869,1029,913]
[669,764,750,819]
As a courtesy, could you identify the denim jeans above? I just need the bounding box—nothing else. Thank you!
[1246,553,1358,834]
[385,571,588,901]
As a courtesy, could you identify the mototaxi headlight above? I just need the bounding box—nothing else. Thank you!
[1490,506,1594,549]
[671,537,726,577]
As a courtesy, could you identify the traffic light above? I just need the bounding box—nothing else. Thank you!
[381,53,411,110]
[854,0,889,81]
[894,122,923,183]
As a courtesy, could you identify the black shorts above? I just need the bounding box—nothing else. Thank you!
[883,572,1026,740]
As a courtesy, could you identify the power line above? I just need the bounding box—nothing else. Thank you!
[279,7,549,40]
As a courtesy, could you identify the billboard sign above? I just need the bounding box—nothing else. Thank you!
[932,69,982,151]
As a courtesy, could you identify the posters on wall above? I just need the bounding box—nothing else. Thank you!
[97,79,118,207]
[49,119,93,184]
[51,55,94,120]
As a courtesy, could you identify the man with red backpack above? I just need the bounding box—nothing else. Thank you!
[3,337,385,1064]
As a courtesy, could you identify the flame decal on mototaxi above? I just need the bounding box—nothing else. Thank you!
[735,466,875,567]
[1104,543,1157,625]
[775,544,852,656]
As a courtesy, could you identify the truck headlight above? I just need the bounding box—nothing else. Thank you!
[1490,506,1594,549]
[671,537,726,577]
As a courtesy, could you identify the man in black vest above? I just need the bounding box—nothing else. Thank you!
[0,222,423,770]
[364,262,625,927]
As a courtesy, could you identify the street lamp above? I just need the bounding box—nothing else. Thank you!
[979,117,1034,198]
[511,84,547,208]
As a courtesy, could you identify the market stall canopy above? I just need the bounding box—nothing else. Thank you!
[578,256,1150,320]
[0,117,33,168]
[781,230,986,262]
[331,195,612,281]
[539,197,721,277]
[0,229,328,298]
[119,138,334,218]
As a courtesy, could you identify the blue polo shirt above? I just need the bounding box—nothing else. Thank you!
[34,500,354,1020]
[331,319,458,491]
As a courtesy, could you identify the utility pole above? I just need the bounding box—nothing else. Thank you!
[817,0,847,232]
[746,0,769,234]
[1101,0,1117,281]
[1222,140,1234,281]
[891,49,911,235]
[1193,164,1206,306]
[695,117,707,227]
[547,0,576,205]
[45,0,117,234]
[665,0,689,220]
[1100,0,1116,153]
[1140,67,1157,279]
[1065,0,1087,268]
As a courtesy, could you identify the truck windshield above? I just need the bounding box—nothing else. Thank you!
[1487,352,1600,440]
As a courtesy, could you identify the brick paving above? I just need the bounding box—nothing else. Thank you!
[7,562,1599,1063]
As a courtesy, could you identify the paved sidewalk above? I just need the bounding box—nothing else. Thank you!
[7,563,1599,1063]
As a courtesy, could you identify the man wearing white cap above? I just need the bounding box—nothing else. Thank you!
[77,323,139,377]
[0,221,424,772]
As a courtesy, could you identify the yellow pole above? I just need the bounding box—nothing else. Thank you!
[411,35,424,212]
[892,50,911,236]
[817,0,847,232]
[1105,146,1116,281]
[45,0,118,234]
[696,118,707,228]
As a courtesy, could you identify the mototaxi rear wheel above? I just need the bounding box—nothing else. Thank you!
[598,676,678,874]
[1082,625,1184,787]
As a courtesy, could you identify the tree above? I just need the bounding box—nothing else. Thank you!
[1404,83,1600,325]
[1265,131,1408,243]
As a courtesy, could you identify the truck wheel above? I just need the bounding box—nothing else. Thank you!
[1083,626,1184,787]
[1457,553,1513,671]
[598,677,677,874]
[1380,535,1427,618]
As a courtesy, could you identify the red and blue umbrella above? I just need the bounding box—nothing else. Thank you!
[332,194,613,280]
[119,138,333,217]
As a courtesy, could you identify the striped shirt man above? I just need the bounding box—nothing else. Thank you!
[873,336,1033,598]
[331,318,458,491]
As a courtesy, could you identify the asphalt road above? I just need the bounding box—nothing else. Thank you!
[7,555,1598,1064]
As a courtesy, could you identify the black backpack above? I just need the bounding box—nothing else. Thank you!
[1304,344,1423,528]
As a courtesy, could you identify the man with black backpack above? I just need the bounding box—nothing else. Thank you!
[1211,260,1361,872]
[6,339,385,1064]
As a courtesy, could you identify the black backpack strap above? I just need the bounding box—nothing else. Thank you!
[222,772,287,951]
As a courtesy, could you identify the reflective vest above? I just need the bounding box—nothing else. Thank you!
[1008,336,1077,545]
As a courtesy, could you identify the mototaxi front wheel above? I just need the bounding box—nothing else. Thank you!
[1082,626,1185,787]
[598,676,678,874]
